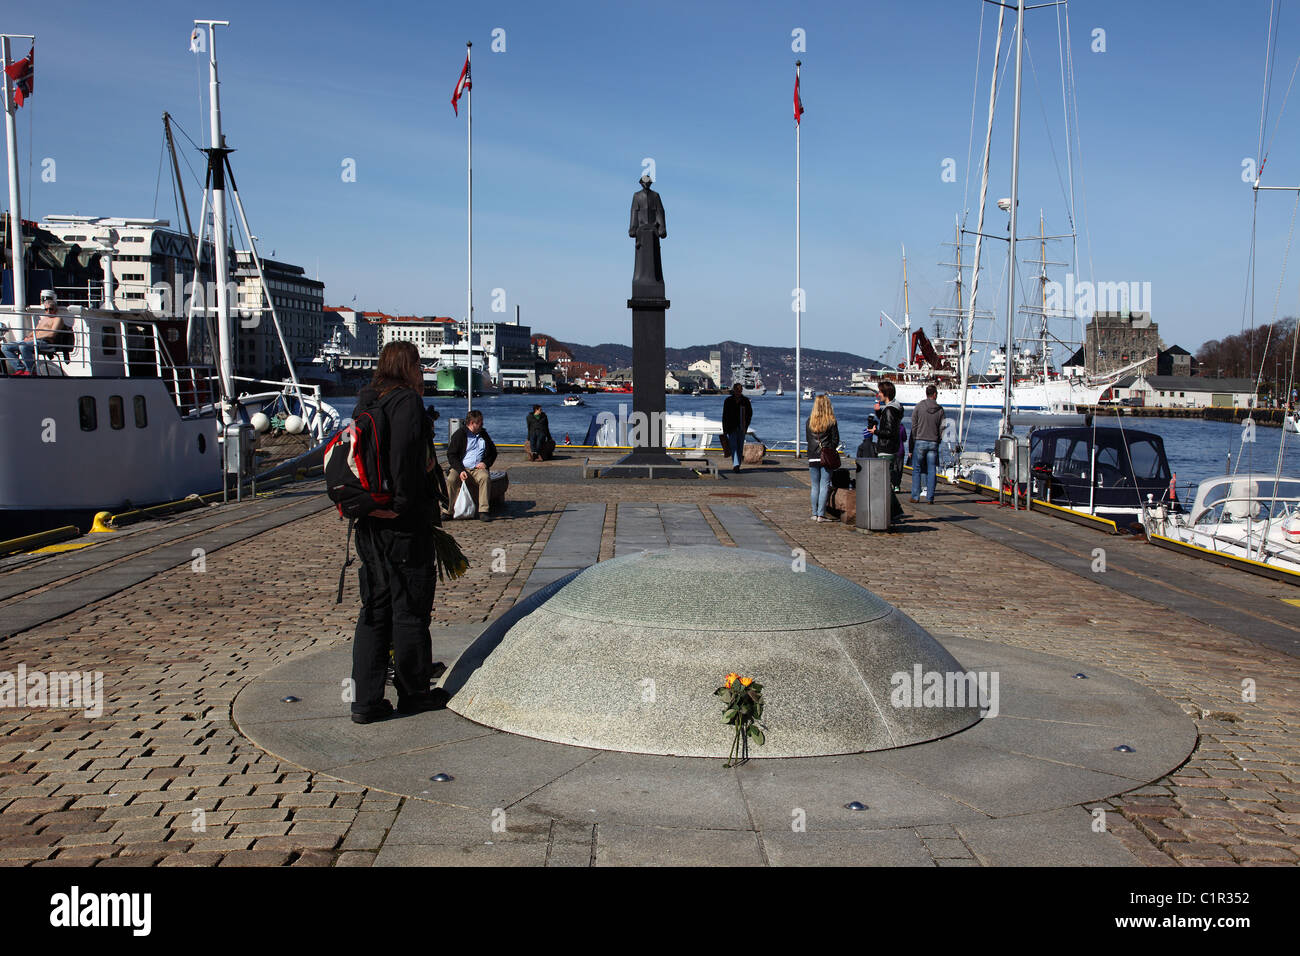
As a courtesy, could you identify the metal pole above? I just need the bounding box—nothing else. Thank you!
[795,60,802,458]
[2,36,30,330]
[1003,0,1026,509]
[199,19,235,423]
[466,41,473,417]
[960,5,1005,455]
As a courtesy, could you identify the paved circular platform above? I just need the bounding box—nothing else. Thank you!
[450,546,982,757]
[234,632,1197,837]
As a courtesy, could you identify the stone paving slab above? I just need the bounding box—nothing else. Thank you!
[592,824,766,867]
[955,806,1141,867]
[708,504,791,554]
[760,828,935,867]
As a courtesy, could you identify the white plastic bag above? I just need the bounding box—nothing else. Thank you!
[453,480,477,519]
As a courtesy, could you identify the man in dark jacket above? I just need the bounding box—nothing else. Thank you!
[721,383,753,473]
[446,409,498,519]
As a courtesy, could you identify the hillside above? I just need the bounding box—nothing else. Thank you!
[558,339,887,390]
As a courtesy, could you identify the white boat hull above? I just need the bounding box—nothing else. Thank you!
[0,377,218,513]
[889,378,1109,411]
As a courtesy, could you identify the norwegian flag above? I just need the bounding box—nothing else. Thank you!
[5,46,33,109]
[793,70,803,125]
[451,55,471,116]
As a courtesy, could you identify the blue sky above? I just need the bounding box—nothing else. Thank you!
[6,0,1297,361]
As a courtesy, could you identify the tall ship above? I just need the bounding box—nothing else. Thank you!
[0,23,340,535]
[729,347,766,396]
[870,224,1137,412]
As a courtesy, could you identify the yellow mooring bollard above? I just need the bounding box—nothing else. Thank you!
[90,512,117,533]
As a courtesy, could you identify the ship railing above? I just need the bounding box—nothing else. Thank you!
[47,284,105,308]
[1186,485,1300,526]
[165,366,221,415]
[1,316,174,382]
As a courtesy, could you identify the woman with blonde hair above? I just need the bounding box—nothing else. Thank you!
[805,393,840,522]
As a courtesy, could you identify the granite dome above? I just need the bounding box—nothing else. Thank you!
[449,546,983,758]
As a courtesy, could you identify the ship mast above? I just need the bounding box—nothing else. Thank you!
[1000,0,1026,444]
[902,243,911,348]
[957,4,1004,456]
[196,19,234,423]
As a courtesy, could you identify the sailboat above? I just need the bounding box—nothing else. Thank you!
[1146,5,1300,578]
[0,23,340,535]
[775,377,784,396]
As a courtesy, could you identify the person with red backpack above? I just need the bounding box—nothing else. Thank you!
[338,342,447,723]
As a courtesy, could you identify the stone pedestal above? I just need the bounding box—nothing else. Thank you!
[601,297,696,478]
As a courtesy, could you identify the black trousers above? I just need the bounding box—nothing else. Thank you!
[352,518,435,715]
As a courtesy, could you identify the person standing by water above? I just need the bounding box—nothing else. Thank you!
[910,384,945,503]
[806,394,840,522]
[721,383,753,473]
[350,342,446,724]
[525,404,555,461]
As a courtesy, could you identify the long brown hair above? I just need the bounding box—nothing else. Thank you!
[371,341,423,394]
[808,394,836,433]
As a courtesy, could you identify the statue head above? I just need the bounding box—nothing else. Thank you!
[639,174,653,188]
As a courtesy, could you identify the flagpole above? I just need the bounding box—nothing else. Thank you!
[2,35,33,327]
[794,60,802,458]
[465,40,473,418]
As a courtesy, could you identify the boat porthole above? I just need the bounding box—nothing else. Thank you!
[198,433,207,454]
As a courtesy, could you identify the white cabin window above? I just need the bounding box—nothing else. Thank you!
[103,327,119,355]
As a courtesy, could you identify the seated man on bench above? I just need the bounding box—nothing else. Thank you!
[446,409,498,521]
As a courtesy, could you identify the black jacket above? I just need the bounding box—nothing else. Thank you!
[354,384,439,529]
[447,424,497,474]
[526,411,552,443]
[876,402,903,456]
[806,421,840,462]
[722,394,753,434]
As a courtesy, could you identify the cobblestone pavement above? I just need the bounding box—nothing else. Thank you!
[0,452,1296,866]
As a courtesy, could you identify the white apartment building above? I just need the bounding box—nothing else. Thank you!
[376,315,460,360]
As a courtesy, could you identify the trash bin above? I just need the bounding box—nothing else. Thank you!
[448,417,462,441]
[856,457,891,531]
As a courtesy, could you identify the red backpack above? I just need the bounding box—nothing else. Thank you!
[324,410,393,518]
